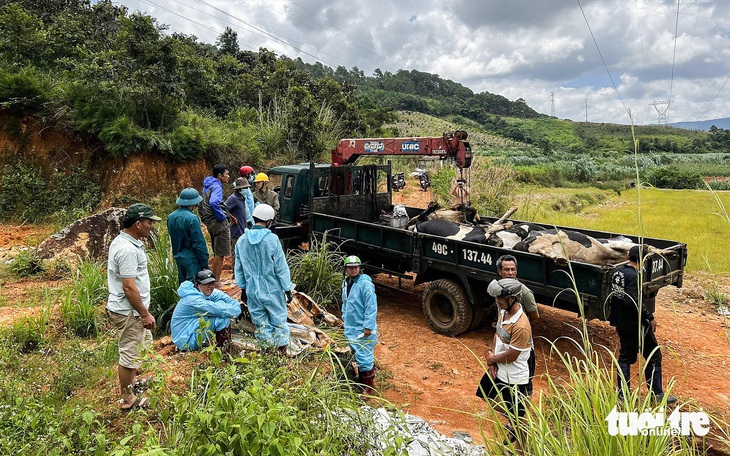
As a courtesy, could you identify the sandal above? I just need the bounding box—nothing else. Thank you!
[121,396,150,412]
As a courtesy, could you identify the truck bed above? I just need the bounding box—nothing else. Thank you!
[311,207,686,320]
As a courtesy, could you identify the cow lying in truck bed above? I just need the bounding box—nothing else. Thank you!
[513,228,678,266]
[414,220,677,266]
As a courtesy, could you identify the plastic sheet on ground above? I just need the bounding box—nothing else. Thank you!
[353,406,485,456]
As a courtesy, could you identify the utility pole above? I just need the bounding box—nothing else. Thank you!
[649,100,670,126]
[550,92,556,117]
[584,99,588,123]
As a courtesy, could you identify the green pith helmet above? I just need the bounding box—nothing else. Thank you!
[344,255,362,267]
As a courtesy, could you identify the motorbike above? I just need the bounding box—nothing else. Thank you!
[391,172,406,191]
[411,169,431,191]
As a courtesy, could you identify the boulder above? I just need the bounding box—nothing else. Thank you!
[36,207,126,262]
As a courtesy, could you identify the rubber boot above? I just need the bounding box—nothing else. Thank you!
[617,363,631,401]
[215,326,232,351]
[360,368,376,396]
[645,363,677,405]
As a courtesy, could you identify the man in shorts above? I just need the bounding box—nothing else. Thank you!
[107,203,160,411]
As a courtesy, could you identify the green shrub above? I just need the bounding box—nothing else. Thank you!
[645,166,701,189]
[168,124,206,160]
[706,179,730,191]
[148,227,179,335]
[148,353,407,455]
[6,306,50,353]
[61,260,106,337]
[0,65,49,113]
[9,250,44,277]
[288,231,345,306]
[0,161,102,223]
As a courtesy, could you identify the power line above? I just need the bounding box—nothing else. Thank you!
[285,0,405,68]
[634,0,648,76]
[666,0,681,122]
[192,0,352,69]
[696,73,730,121]
[576,0,630,116]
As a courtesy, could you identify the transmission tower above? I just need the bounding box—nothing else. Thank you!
[584,99,588,123]
[550,92,556,117]
[649,100,671,125]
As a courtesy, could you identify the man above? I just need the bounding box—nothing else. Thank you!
[200,163,232,281]
[497,255,539,395]
[341,255,378,395]
[226,178,250,252]
[171,269,241,352]
[476,278,533,442]
[107,203,160,411]
[233,204,295,354]
[167,188,209,284]
[610,245,677,404]
[252,172,280,214]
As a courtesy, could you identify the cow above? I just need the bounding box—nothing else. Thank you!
[513,229,678,266]
[414,219,492,244]
[485,222,545,249]
[407,202,480,227]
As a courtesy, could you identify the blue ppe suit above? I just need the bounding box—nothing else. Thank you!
[242,188,254,227]
[167,207,209,284]
[234,225,294,348]
[171,281,241,351]
[342,273,378,371]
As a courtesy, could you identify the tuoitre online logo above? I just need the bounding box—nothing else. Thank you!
[606,406,710,436]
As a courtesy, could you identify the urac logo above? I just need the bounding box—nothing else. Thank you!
[606,406,710,436]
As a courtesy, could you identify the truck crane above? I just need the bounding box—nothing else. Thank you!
[332,130,473,170]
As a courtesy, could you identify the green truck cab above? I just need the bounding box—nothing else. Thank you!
[268,162,687,336]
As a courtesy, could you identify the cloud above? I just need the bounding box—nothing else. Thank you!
[117,0,730,124]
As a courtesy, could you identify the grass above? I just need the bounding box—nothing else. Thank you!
[516,187,730,273]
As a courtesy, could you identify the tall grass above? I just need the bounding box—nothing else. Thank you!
[288,231,345,307]
[60,259,106,337]
[147,227,180,335]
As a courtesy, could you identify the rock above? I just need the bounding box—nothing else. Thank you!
[36,207,126,263]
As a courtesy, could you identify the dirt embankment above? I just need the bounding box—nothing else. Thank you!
[0,114,209,204]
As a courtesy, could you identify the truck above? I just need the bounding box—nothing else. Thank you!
[266,134,687,335]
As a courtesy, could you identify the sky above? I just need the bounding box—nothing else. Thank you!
[114,0,730,125]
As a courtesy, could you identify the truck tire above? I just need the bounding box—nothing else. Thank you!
[469,303,488,330]
[422,279,473,336]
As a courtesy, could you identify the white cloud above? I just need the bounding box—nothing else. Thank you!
[116,0,730,125]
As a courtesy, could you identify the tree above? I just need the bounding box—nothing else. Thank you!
[216,26,239,55]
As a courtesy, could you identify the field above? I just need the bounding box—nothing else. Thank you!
[516,187,730,273]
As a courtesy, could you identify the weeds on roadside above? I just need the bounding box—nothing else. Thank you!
[147,227,179,335]
[6,305,51,353]
[146,350,408,455]
[9,249,44,278]
[61,260,106,337]
[288,231,345,307]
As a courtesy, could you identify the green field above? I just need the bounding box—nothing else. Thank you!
[518,187,730,273]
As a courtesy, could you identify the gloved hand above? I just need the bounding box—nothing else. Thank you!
[285,290,292,303]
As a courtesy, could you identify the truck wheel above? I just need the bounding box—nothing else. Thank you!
[422,279,473,336]
[469,303,488,330]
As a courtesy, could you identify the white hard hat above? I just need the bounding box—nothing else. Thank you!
[252,204,276,222]
[487,278,523,298]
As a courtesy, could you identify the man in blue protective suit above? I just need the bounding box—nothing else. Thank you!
[239,166,255,227]
[167,188,209,284]
[171,270,241,352]
[234,204,296,355]
[341,255,378,395]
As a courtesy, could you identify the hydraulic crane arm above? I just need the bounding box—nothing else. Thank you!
[332,130,472,169]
